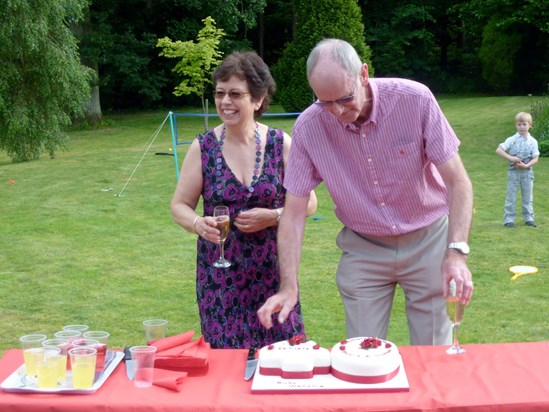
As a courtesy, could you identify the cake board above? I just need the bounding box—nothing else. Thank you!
[251,354,409,394]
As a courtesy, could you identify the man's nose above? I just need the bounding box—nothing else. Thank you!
[330,102,345,116]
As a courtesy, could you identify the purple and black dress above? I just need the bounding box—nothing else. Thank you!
[195,126,305,349]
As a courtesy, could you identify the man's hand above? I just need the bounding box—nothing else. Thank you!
[257,288,298,329]
[442,250,474,305]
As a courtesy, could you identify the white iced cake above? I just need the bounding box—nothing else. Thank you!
[330,337,400,384]
[258,336,331,379]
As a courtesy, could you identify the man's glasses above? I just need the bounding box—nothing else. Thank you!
[213,90,251,100]
[314,84,356,107]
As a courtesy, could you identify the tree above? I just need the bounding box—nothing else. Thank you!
[77,0,268,111]
[157,17,225,119]
[0,0,92,162]
[479,19,522,92]
[272,0,372,112]
[457,0,549,93]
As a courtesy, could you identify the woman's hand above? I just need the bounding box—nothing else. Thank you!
[234,208,277,233]
[197,216,220,242]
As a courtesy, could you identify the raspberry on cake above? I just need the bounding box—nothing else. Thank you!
[330,337,401,384]
[258,336,331,379]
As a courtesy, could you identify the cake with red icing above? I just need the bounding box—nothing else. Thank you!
[330,337,400,384]
[258,336,331,379]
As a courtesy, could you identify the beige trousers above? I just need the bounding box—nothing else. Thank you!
[335,216,451,346]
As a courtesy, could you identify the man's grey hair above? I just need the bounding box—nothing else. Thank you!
[306,39,363,81]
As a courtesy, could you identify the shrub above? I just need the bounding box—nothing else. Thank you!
[273,0,373,112]
[531,95,549,156]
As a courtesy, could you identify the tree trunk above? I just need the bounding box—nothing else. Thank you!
[82,59,102,126]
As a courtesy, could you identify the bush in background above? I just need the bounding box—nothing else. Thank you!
[531,93,549,157]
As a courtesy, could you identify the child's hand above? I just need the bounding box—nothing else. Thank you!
[515,161,528,169]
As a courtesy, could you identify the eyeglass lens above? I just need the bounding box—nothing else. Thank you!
[213,90,249,100]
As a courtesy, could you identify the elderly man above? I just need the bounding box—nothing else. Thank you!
[258,39,474,345]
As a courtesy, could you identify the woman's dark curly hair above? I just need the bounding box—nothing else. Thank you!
[212,51,276,118]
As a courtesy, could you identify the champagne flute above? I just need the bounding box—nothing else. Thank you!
[213,206,231,268]
[446,279,466,355]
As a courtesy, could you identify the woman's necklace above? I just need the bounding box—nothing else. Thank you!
[218,123,262,195]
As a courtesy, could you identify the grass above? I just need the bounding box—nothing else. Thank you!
[1,96,548,356]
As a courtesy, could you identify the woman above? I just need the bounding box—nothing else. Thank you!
[170,51,317,349]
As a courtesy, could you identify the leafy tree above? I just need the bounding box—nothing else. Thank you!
[457,0,549,93]
[78,0,268,111]
[363,1,437,78]
[0,0,92,162]
[273,0,372,112]
[479,19,521,92]
[157,17,225,119]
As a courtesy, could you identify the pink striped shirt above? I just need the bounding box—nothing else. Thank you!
[286,78,460,236]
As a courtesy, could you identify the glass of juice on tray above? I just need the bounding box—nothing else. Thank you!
[19,334,47,384]
[83,331,110,370]
[54,330,82,370]
[36,347,62,389]
[69,347,97,389]
[42,338,70,383]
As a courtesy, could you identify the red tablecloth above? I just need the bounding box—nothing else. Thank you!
[1,342,548,412]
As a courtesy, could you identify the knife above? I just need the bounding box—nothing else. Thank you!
[244,347,258,381]
[124,347,135,380]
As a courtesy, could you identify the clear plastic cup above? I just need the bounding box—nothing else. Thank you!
[143,319,168,341]
[62,324,89,333]
[36,347,62,389]
[19,334,48,381]
[42,339,70,383]
[69,347,97,389]
[130,346,157,388]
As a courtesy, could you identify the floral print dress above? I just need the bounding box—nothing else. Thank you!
[195,126,305,349]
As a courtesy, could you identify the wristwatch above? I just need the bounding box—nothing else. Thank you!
[448,242,470,255]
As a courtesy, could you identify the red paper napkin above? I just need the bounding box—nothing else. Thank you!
[149,331,210,371]
[152,368,188,392]
[148,330,195,352]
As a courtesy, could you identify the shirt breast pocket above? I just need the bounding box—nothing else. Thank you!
[388,141,424,182]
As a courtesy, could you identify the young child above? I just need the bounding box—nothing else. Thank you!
[496,112,540,228]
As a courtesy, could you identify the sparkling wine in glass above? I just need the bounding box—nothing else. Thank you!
[213,206,231,268]
[446,280,466,354]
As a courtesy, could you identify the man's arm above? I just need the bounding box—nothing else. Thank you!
[257,192,310,328]
[436,153,474,304]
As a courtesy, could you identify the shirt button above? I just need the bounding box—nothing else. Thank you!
[380,202,385,207]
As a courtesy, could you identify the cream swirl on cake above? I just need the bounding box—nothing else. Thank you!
[330,337,400,384]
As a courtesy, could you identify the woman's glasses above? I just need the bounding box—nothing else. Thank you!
[213,90,251,100]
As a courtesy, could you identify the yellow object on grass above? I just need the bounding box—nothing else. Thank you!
[509,265,539,281]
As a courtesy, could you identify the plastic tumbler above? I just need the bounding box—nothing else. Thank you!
[130,346,157,388]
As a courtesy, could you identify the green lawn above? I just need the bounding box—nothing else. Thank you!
[1,96,548,355]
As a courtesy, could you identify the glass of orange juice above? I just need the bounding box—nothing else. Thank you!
[36,347,61,389]
[42,338,69,383]
[69,347,97,389]
[19,334,47,384]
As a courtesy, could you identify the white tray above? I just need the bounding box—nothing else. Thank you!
[1,350,123,395]
[251,354,409,393]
